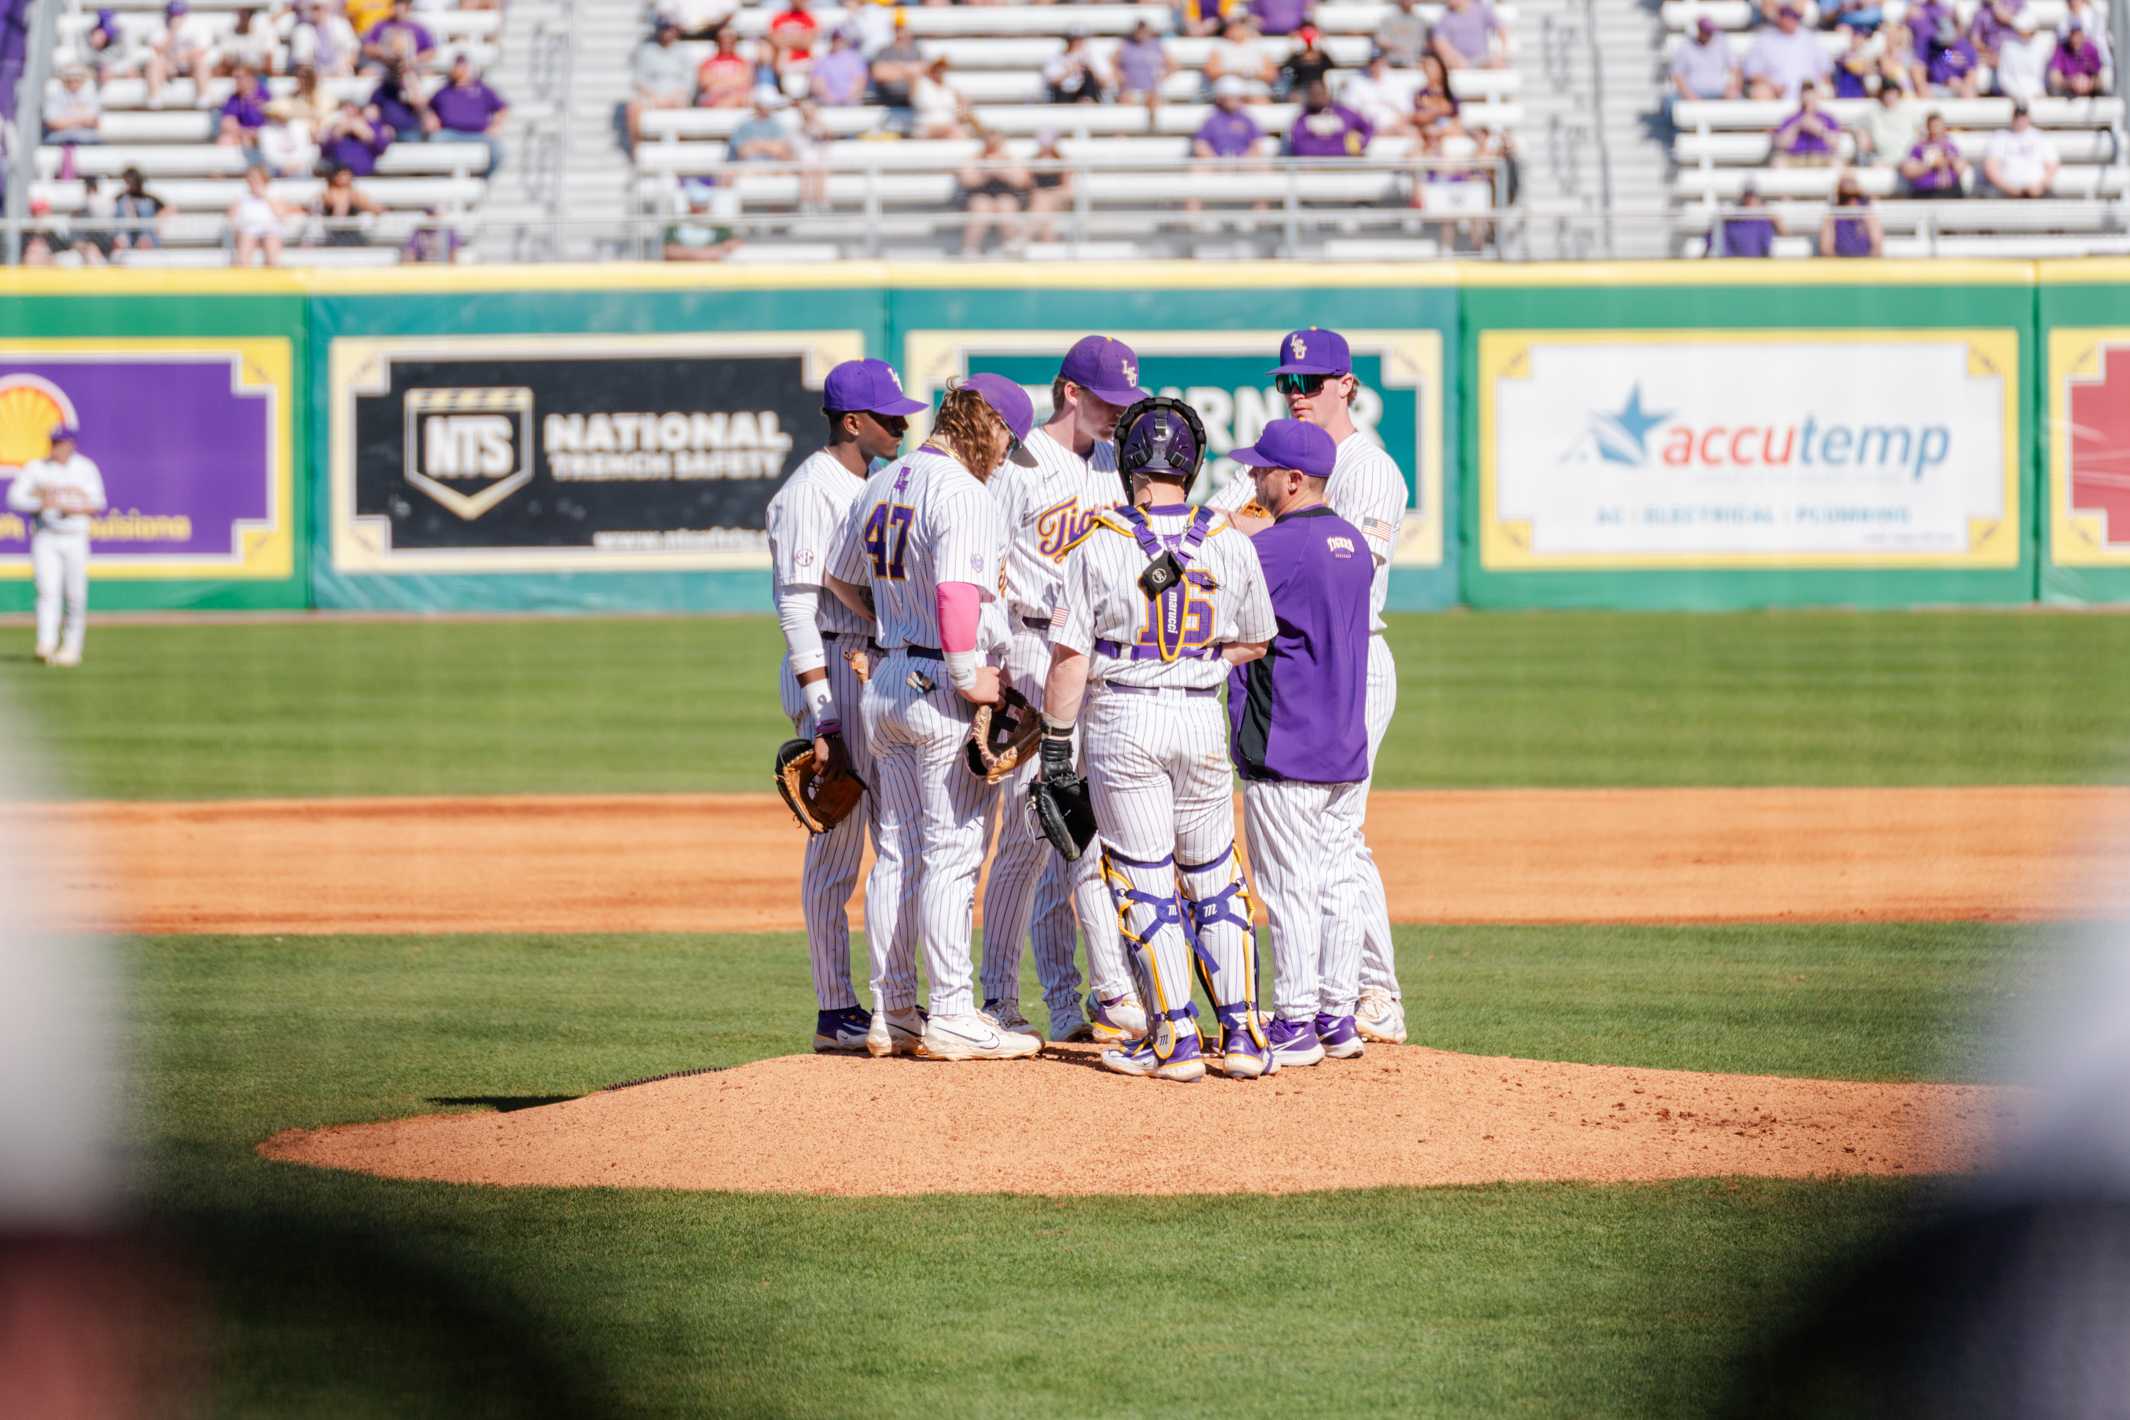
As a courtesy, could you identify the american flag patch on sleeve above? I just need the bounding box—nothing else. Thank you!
[1362,517,1396,542]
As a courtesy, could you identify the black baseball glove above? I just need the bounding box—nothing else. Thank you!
[1027,727,1096,860]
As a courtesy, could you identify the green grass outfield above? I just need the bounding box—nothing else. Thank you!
[4,610,2114,1417]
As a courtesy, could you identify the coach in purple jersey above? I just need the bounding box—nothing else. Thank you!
[1225,419,1376,1068]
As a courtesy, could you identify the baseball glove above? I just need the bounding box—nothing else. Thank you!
[963,688,1041,784]
[774,737,867,834]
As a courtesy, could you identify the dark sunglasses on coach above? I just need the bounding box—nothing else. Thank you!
[1276,372,1333,397]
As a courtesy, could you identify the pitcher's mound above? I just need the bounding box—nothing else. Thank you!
[259,1045,2019,1196]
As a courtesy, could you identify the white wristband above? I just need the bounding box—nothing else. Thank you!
[803,679,835,723]
[944,648,980,689]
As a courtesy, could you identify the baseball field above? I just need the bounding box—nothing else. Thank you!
[9,607,2127,1416]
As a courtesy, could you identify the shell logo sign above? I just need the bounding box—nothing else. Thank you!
[0,374,80,475]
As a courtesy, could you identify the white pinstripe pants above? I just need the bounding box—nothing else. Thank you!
[1243,776,1367,1021]
[860,650,996,1018]
[1343,634,1400,998]
[780,646,874,1012]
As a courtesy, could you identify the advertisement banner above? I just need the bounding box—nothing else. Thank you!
[2045,326,2130,571]
[898,328,1447,572]
[1478,329,2022,571]
[0,340,294,580]
[326,331,866,574]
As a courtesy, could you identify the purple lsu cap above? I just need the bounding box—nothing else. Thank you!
[1228,418,1334,479]
[50,423,80,442]
[961,373,1039,466]
[1058,335,1149,408]
[822,358,927,417]
[1270,327,1351,377]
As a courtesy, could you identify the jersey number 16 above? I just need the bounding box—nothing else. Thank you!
[861,503,915,580]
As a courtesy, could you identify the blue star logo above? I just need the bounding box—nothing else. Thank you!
[1590,384,1674,466]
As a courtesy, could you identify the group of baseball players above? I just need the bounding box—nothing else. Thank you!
[766,328,1410,1081]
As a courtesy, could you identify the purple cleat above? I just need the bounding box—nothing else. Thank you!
[812,1006,873,1054]
[1220,1023,1276,1079]
[1266,1016,1325,1068]
[1315,1012,1365,1060]
[1085,990,1149,1044]
[1098,1025,1205,1082]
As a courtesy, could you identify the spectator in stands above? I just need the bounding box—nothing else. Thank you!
[729,88,797,163]
[218,8,280,78]
[811,27,869,106]
[1343,49,1420,135]
[1044,30,1107,104]
[1195,74,1267,157]
[319,98,392,174]
[1204,15,1276,101]
[956,129,1032,256]
[1113,20,1175,118]
[1982,100,2059,196]
[80,10,140,82]
[787,97,832,209]
[1832,27,1875,99]
[1414,116,1494,248]
[1821,0,1884,34]
[1905,0,1955,52]
[1376,0,1427,68]
[1431,0,1506,71]
[112,167,167,252]
[850,0,897,59]
[347,0,393,35]
[2061,0,2111,70]
[1278,25,1335,101]
[769,0,820,80]
[371,59,428,141]
[666,0,736,41]
[218,65,271,152]
[696,27,755,108]
[2050,26,2106,96]
[145,1,213,109]
[912,56,969,139]
[1251,0,1309,39]
[664,177,741,261]
[43,64,101,148]
[313,164,382,245]
[1968,0,2025,67]
[1995,11,2055,104]
[19,202,60,267]
[363,0,437,71]
[1818,171,1881,256]
[1876,20,1927,94]
[1743,6,1831,100]
[1713,181,1783,257]
[1925,16,1982,97]
[427,54,507,173]
[1410,52,1458,134]
[269,65,334,148]
[628,15,693,145]
[1859,82,1921,163]
[1671,17,1741,102]
[402,207,463,263]
[869,13,924,122]
[1175,0,1240,39]
[290,0,361,77]
[228,165,302,266]
[1899,111,1968,194]
[1026,129,1072,243]
[1772,83,1843,165]
[1286,78,1371,157]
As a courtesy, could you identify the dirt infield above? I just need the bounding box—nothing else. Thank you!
[33,785,2130,936]
[259,1042,2020,1195]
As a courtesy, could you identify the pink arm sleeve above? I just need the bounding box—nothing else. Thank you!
[936,581,982,653]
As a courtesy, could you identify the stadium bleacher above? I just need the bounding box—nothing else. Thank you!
[1663,0,2130,257]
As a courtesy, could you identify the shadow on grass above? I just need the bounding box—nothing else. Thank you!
[427,1095,577,1113]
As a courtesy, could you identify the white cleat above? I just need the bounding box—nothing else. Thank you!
[866,1007,927,1058]
[915,1012,1042,1061]
[1086,991,1149,1044]
[48,648,81,668]
[1355,987,1408,1045]
[34,646,55,665]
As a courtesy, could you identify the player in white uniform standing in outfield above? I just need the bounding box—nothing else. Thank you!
[826,375,1044,1063]
[1037,398,1277,1082]
[765,359,928,1053]
[1209,328,1410,1045]
[7,426,106,669]
[978,335,1149,1045]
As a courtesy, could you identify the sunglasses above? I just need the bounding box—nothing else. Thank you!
[1275,373,1334,397]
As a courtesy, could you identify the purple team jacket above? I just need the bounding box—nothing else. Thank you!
[1228,504,1373,783]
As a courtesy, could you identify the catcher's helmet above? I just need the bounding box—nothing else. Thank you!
[1115,397,1208,495]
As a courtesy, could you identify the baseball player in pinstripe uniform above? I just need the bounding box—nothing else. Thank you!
[765,359,928,1053]
[978,335,1150,1045]
[1209,328,1411,1045]
[825,375,1044,1062]
[1038,398,1277,1082]
[1225,419,1376,1066]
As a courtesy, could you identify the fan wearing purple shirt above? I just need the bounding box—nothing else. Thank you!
[1286,79,1371,157]
[1194,75,1265,157]
[2050,27,2105,95]
[363,0,436,70]
[1250,0,1308,38]
[810,28,868,106]
[216,66,269,149]
[1771,84,1843,164]
[1925,18,1982,96]
[319,99,393,176]
[370,61,427,140]
[1430,0,1504,69]
[1224,418,1375,1057]
[426,54,509,172]
[1899,111,1968,194]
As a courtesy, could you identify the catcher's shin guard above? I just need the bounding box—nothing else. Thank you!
[1100,845,1196,1058]
[1180,844,1262,1032]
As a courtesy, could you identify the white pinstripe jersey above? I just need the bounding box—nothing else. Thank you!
[990,427,1121,625]
[1051,504,1274,690]
[1208,430,1406,632]
[829,446,1006,651]
[765,449,871,639]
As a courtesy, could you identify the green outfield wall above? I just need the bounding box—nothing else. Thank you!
[0,259,2117,612]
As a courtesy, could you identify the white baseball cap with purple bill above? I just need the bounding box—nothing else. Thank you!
[822,358,928,417]
[1058,335,1150,408]
[960,373,1040,466]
